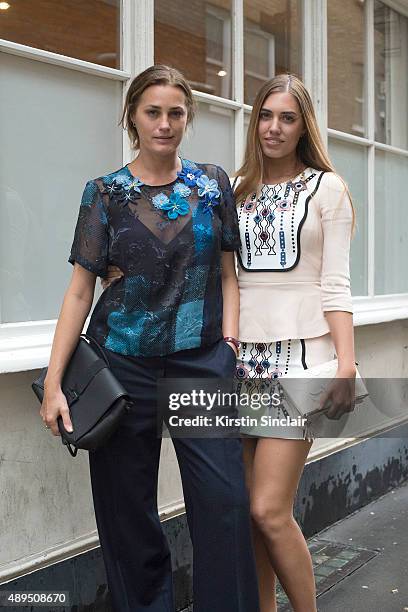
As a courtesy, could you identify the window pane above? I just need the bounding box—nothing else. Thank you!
[243,111,251,154]
[0,53,123,323]
[328,139,368,297]
[0,0,121,69]
[375,150,408,294]
[155,0,232,99]
[244,0,302,106]
[328,0,366,136]
[374,1,408,150]
[181,102,234,175]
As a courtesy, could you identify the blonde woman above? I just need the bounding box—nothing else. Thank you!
[234,74,356,612]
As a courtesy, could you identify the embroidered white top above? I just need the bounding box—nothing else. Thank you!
[236,168,353,342]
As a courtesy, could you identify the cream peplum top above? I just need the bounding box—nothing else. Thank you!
[236,168,353,342]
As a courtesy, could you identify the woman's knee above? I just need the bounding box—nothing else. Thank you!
[250,498,294,536]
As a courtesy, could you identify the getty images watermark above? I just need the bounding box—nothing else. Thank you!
[158,383,307,436]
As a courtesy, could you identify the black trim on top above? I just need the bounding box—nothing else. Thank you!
[237,170,326,272]
[301,339,308,370]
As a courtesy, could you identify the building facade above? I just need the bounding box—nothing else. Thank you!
[1,1,408,609]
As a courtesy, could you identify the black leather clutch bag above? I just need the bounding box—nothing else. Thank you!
[32,335,131,456]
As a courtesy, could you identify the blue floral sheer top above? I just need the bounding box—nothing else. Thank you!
[69,159,240,357]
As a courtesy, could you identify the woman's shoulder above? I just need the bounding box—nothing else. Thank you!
[95,166,131,186]
[80,167,131,208]
[314,169,347,194]
[311,169,352,216]
[80,167,132,206]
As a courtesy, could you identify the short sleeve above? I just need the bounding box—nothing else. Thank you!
[216,165,241,251]
[319,173,353,313]
[68,180,109,278]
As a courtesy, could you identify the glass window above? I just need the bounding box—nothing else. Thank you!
[0,0,121,69]
[243,110,251,149]
[180,102,234,175]
[374,1,408,150]
[328,0,366,136]
[0,53,123,324]
[244,0,302,106]
[155,0,232,99]
[375,150,408,294]
[328,139,368,296]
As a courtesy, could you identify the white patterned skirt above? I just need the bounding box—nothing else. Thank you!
[235,334,335,439]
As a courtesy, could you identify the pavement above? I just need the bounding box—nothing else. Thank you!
[277,480,408,611]
[180,481,408,611]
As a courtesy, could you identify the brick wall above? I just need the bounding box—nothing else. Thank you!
[0,0,119,68]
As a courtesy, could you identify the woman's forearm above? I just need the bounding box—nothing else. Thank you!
[44,290,93,390]
[325,311,356,375]
[222,275,239,338]
[221,252,239,338]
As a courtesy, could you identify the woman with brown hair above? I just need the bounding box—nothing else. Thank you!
[40,64,260,612]
[234,74,356,612]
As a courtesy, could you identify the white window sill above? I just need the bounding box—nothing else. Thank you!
[0,320,89,374]
[0,39,130,81]
[352,294,408,326]
[1,295,408,374]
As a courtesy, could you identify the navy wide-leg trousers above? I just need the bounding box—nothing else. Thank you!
[89,339,260,612]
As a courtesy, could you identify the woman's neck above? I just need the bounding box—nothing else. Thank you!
[262,154,305,184]
[128,149,182,185]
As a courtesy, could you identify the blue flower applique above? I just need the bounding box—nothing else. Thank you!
[126,178,144,193]
[177,167,203,187]
[173,182,192,197]
[152,192,170,209]
[102,174,144,205]
[196,175,221,201]
[159,192,190,220]
[201,200,219,215]
[115,174,132,186]
[120,177,144,204]
[196,174,221,214]
[102,178,123,198]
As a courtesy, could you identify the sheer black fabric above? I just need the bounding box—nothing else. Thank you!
[69,159,240,356]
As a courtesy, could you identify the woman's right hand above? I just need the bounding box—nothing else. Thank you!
[40,385,73,437]
[101,265,124,290]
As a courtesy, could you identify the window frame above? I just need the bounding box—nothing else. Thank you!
[1,0,408,376]
[205,3,232,100]
[243,19,276,104]
[328,0,408,307]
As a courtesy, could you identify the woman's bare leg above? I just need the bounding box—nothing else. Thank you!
[250,438,316,612]
[242,437,277,612]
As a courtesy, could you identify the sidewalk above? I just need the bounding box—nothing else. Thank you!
[276,480,408,611]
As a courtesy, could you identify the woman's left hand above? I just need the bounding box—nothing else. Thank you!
[320,366,356,420]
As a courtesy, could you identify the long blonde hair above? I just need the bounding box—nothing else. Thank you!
[234,74,355,230]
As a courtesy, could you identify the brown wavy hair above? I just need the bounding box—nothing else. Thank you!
[234,74,355,230]
[120,64,195,150]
